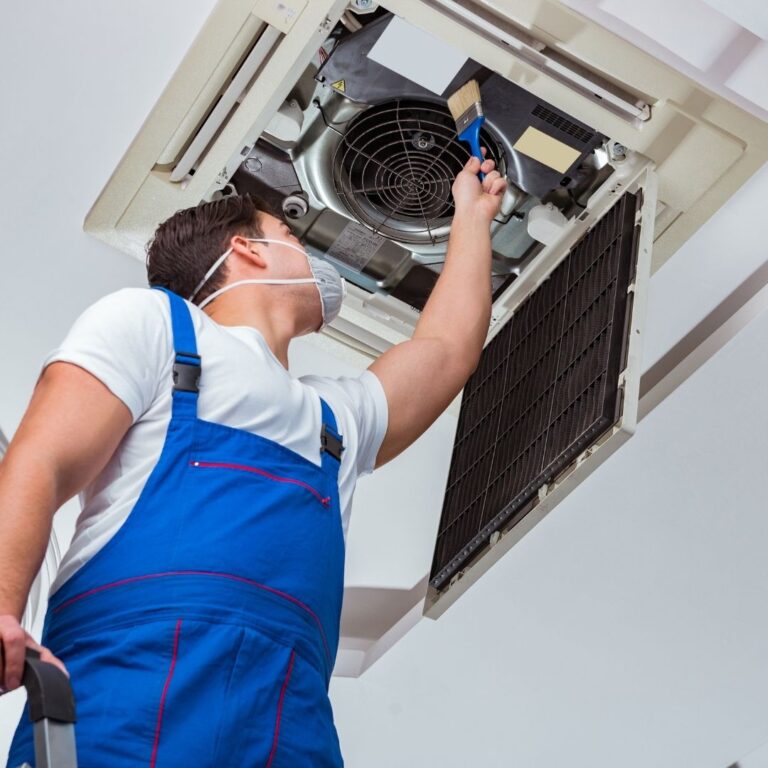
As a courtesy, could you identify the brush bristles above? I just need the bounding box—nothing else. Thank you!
[447,79,482,123]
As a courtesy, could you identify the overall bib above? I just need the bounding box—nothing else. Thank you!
[8,287,346,767]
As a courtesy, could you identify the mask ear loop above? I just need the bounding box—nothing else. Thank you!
[196,277,316,311]
[189,238,311,304]
[189,248,233,303]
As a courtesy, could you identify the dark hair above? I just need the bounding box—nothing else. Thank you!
[145,193,273,304]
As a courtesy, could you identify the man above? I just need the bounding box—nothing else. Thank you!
[1,154,506,766]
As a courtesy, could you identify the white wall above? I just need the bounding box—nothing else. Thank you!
[0,0,218,434]
[2,1,768,765]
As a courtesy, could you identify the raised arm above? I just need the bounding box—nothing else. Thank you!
[0,362,132,691]
[370,155,507,467]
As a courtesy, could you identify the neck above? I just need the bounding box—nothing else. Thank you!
[201,287,302,369]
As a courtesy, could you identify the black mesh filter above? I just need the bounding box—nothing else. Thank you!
[430,192,641,590]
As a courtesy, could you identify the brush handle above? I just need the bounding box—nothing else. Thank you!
[458,115,486,181]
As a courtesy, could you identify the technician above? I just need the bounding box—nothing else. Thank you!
[1,154,506,766]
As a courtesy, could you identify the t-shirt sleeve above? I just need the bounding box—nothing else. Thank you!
[42,288,171,422]
[300,369,389,477]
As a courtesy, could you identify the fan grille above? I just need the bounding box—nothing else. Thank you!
[333,100,503,245]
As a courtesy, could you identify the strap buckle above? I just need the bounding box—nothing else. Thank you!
[173,351,201,393]
[321,424,344,462]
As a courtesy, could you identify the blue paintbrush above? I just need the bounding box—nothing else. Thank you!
[447,79,485,180]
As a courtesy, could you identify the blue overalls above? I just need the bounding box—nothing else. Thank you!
[8,287,347,767]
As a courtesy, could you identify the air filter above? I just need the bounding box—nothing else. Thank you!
[430,191,641,591]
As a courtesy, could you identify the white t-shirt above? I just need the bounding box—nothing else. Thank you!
[45,288,389,595]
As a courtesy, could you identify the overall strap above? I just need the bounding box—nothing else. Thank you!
[152,286,200,420]
[319,398,344,480]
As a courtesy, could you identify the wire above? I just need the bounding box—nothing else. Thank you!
[312,98,347,135]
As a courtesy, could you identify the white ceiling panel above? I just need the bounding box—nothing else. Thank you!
[725,40,768,110]
[598,0,742,70]
[563,0,768,120]
[702,0,768,41]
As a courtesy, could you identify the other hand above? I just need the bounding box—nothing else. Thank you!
[0,614,69,692]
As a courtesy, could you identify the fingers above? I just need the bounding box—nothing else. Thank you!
[463,153,496,176]
[39,646,69,678]
[488,177,507,196]
[23,634,69,678]
[0,618,70,694]
[481,168,507,199]
[0,616,27,691]
[481,169,501,191]
[463,155,482,173]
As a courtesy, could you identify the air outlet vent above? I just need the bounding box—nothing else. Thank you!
[430,191,641,590]
[532,103,593,145]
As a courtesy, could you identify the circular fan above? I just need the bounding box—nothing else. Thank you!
[332,99,504,245]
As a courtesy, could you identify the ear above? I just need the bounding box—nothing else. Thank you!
[229,235,267,269]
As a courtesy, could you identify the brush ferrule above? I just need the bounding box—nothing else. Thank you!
[455,104,483,134]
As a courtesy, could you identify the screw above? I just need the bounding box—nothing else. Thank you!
[354,0,373,8]
[610,142,627,161]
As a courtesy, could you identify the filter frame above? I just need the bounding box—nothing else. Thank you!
[424,161,656,618]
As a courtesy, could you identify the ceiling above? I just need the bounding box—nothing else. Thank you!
[561,0,768,120]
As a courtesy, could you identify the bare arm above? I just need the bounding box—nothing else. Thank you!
[370,155,507,466]
[0,362,132,690]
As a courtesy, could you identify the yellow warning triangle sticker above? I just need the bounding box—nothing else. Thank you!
[331,79,346,93]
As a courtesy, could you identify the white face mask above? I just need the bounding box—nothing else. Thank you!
[188,238,347,327]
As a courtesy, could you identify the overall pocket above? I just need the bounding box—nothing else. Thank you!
[189,460,331,509]
[210,625,299,767]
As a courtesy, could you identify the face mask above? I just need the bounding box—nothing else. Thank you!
[189,238,347,327]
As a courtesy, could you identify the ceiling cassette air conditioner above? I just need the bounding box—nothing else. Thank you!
[84,0,768,669]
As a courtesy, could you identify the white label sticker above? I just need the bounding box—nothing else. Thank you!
[326,221,386,272]
[367,16,467,96]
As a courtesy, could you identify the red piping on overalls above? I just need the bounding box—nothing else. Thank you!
[53,571,332,667]
[149,618,182,768]
[265,649,296,768]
